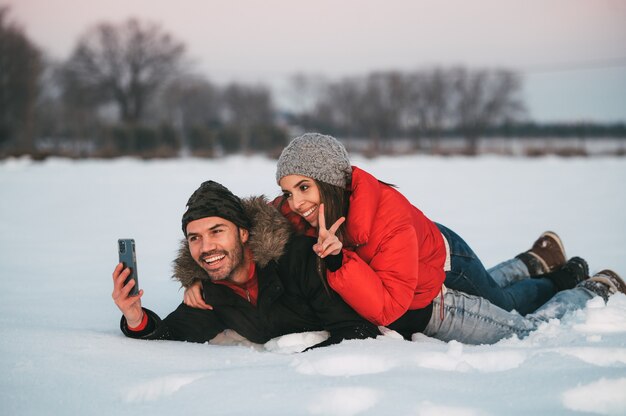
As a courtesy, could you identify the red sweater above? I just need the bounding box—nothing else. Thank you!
[215,258,259,306]
[275,166,446,326]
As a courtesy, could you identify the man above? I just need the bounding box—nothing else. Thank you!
[112,180,380,349]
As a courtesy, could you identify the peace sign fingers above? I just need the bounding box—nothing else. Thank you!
[318,204,345,234]
[328,216,346,235]
[314,203,345,258]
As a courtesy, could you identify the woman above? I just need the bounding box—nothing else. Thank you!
[185,133,588,333]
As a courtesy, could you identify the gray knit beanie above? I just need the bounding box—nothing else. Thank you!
[276,133,352,188]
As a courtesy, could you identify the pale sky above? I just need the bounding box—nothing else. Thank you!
[7,0,626,122]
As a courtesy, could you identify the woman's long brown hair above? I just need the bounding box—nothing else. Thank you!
[314,179,351,292]
[316,180,351,243]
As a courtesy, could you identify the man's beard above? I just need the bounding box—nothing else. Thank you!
[199,237,245,283]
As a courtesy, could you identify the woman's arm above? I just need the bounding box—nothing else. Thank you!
[326,225,420,326]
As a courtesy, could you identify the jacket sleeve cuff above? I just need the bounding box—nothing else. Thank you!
[324,250,343,272]
[120,308,160,339]
[127,310,149,331]
[305,323,380,351]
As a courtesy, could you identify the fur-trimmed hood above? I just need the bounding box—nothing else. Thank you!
[172,195,293,287]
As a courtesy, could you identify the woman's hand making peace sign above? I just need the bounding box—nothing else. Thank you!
[313,203,346,258]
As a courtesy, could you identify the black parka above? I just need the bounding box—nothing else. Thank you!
[120,196,380,349]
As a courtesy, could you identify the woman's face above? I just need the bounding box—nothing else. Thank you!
[279,174,321,227]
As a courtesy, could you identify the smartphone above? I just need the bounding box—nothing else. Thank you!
[118,238,139,296]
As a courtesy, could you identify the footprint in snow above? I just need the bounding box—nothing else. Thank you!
[562,377,626,415]
[412,341,527,372]
[293,354,395,376]
[123,373,206,402]
[307,387,381,416]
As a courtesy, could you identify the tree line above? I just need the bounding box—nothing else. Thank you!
[1,8,624,159]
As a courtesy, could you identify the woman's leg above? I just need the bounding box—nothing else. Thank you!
[423,285,597,345]
[436,224,558,315]
[487,257,530,287]
[488,231,567,287]
[424,289,534,344]
[528,285,596,321]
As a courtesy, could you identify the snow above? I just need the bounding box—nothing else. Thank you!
[1,155,626,415]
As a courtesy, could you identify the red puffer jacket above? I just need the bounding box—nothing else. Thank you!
[274,166,446,326]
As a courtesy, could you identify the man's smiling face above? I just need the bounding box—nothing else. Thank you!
[186,216,248,284]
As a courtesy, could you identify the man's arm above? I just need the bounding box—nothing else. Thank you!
[112,263,144,327]
[112,263,226,343]
[120,304,227,343]
[306,284,381,349]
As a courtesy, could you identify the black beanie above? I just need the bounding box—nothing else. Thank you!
[181,181,251,236]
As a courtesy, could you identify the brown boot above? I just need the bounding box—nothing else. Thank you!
[516,231,566,275]
[588,270,626,295]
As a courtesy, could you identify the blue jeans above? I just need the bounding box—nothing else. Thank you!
[423,285,596,344]
[488,257,531,287]
[437,224,557,315]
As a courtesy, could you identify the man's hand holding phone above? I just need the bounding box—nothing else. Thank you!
[112,263,144,328]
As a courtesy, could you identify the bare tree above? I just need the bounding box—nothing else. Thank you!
[450,67,526,154]
[312,73,409,152]
[222,83,274,152]
[406,68,451,149]
[34,58,92,156]
[62,18,185,126]
[158,75,220,129]
[156,75,221,155]
[288,72,327,116]
[359,71,408,151]
[0,6,42,154]
[315,77,362,137]
[292,66,526,156]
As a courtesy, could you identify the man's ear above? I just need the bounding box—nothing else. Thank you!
[239,228,249,243]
